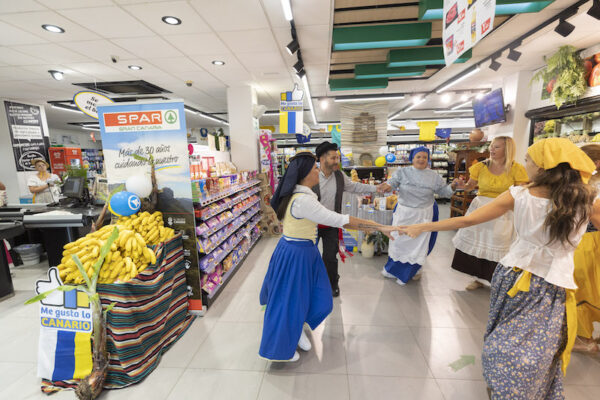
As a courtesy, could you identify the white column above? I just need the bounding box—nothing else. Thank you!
[485,70,533,164]
[226,86,259,171]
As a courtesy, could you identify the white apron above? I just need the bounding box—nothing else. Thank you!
[452,196,515,262]
[389,203,434,266]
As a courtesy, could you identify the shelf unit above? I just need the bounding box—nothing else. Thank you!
[193,176,262,308]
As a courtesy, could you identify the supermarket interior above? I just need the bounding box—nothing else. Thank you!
[1,0,600,399]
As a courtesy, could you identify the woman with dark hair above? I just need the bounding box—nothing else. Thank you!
[398,138,600,399]
[259,152,397,362]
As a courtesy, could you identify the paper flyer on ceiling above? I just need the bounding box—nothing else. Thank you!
[97,101,201,306]
[443,0,496,65]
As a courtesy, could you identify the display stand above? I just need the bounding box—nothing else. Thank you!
[449,144,489,217]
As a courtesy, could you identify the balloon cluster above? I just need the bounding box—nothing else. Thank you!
[375,146,396,166]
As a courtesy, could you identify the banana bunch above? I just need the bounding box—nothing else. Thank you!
[57,224,157,285]
[117,211,175,246]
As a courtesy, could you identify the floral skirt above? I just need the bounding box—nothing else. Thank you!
[483,265,567,400]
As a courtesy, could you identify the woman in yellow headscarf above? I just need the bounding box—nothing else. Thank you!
[573,144,600,353]
[397,138,599,400]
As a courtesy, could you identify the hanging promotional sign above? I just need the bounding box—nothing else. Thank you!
[4,101,48,172]
[35,268,93,381]
[73,91,114,119]
[443,0,496,65]
[279,84,304,134]
[98,100,202,311]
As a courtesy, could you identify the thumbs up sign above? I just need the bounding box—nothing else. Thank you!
[36,267,64,306]
[291,84,304,101]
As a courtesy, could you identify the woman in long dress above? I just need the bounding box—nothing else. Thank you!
[399,138,599,399]
[451,136,528,290]
[379,146,462,285]
[259,152,397,362]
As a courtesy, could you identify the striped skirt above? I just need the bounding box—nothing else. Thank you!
[483,265,567,400]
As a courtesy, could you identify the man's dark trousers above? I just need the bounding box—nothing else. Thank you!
[318,226,340,291]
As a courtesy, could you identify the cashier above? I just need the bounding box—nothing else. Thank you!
[28,158,61,203]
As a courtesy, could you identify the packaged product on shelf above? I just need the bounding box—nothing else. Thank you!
[196,223,209,236]
[223,254,233,272]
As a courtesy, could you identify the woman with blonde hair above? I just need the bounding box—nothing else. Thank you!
[572,143,600,353]
[451,136,529,290]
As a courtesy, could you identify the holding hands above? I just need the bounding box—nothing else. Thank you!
[396,225,426,239]
[450,177,466,191]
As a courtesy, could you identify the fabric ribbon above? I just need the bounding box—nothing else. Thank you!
[507,268,577,375]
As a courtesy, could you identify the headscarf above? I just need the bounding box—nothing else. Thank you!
[270,152,316,211]
[409,146,430,162]
[527,138,596,184]
[315,141,338,159]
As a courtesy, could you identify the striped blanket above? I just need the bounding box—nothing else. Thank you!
[41,233,194,393]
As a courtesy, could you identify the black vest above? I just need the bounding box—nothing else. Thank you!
[312,170,345,213]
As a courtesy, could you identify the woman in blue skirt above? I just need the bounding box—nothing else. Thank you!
[259,152,396,362]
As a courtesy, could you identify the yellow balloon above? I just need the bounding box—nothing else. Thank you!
[375,156,386,167]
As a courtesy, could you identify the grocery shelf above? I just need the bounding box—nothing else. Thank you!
[193,179,261,207]
[204,234,262,306]
[197,207,260,255]
[197,186,261,221]
[197,198,260,237]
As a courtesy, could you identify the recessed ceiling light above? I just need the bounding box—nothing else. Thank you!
[212,60,225,66]
[48,70,64,80]
[320,98,329,110]
[128,65,143,70]
[162,16,182,25]
[460,94,469,101]
[42,24,65,33]
[441,93,452,103]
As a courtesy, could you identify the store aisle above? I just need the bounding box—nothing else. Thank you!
[2,207,600,399]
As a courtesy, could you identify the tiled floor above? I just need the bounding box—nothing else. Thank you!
[2,206,600,399]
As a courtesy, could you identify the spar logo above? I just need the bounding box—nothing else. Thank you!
[104,111,163,126]
[481,18,491,35]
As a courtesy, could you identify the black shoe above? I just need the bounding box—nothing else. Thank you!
[332,287,340,297]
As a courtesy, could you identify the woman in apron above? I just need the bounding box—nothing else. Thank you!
[381,146,462,286]
[259,152,397,362]
[451,136,528,290]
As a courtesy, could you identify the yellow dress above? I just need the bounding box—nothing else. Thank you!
[468,161,529,198]
[574,229,600,338]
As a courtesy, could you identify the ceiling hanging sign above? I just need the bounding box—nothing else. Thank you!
[442,0,496,65]
[279,84,304,134]
[73,91,114,119]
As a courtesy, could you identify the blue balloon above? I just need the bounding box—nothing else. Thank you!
[385,153,396,163]
[109,191,141,217]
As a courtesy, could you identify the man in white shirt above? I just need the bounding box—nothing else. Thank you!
[313,142,390,297]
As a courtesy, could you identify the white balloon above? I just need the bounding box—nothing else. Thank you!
[379,146,389,156]
[126,174,153,198]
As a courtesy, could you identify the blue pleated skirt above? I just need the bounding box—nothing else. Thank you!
[259,237,333,360]
[384,201,439,283]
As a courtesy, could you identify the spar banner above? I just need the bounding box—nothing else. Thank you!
[97,101,201,310]
[4,101,48,171]
[443,0,495,65]
[279,84,303,134]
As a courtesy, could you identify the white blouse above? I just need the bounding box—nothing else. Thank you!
[499,186,587,289]
[27,173,61,203]
[290,185,349,228]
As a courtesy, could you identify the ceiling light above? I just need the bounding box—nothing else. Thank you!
[286,39,299,55]
[554,17,575,37]
[281,0,293,21]
[128,65,143,70]
[335,94,405,102]
[507,47,522,61]
[48,70,64,80]
[451,100,472,110]
[404,97,426,112]
[441,93,452,103]
[589,0,600,20]
[52,104,82,114]
[476,92,485,99]
[434,109,473,113]
[460,94,469,101]
[42,24,65,33]
[80,126,100,131]
[387,110,402,121]
[320,98,329,110]
[162,16,182,25]
[435,65,481,93]
[200,112,229,125]
[489,58,501,71]
[212,60,225,66]
[301,74,317,125]
[293,60,304,73]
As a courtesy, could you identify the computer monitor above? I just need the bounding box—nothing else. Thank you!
[62,176,84,199]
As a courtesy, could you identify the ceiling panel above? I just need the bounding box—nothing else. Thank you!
[296,25,330,49]
[170,69,225,87]
[334,6,419,25]
[336,0,414,7]
[0,11,101,42]
[302,47,330,66]
[293,0,332,26]
[0,66,49,81]
[219,29,279,54]
[189,0,270,32]
[64,62,131,80]
[60,40,136,63]
[260,0,291,29]
[148,56,203,73]
[0,21,48,46]
[58,6,155,38]
[0,46,46,65]
[189,53,246,72]
[111,36,183,58]
[164,32,230,56]
[12,43,91,63]
[0,0,47,14]
[122,1,213,35]
[236,52,286,73]
[36,0,114,8]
